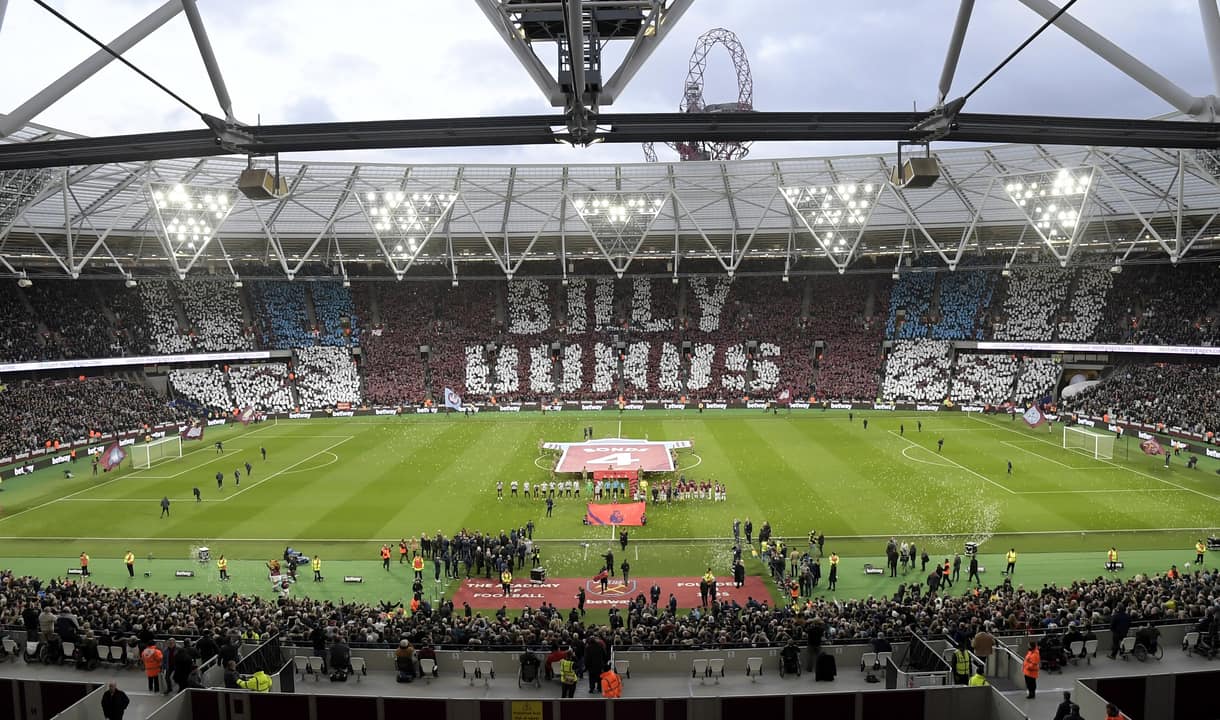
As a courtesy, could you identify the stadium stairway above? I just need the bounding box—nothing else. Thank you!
[303,286,320,337]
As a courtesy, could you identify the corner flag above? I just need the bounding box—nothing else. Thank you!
[1022,405,1045,427]
[443,388,463,412]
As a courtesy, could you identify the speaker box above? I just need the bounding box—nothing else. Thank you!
[890,157,940,189]
[419,344,430,360]
[237,169,289,200]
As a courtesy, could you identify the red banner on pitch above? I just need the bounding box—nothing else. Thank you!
[585,502,646,526]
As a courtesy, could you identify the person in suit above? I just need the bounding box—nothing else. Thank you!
[101,683,129,720]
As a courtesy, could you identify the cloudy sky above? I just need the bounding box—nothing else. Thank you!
[0,0,1212,165]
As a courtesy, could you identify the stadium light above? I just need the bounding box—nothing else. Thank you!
[357,189,458,271]
[781,182,882,268]
[16,272,31,288]
[571,192,668,261]
[147,183,235,260]
[1002,167,1095,247]
[125,277,138,288]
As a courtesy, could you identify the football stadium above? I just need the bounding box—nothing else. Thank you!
[0,2,1218,719]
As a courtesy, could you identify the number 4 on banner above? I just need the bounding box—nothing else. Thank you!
[586,452,636,467]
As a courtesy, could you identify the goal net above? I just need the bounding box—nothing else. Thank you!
[1063,425,1114,460]
[131,435,183,469]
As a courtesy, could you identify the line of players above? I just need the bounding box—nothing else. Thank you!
[496,477,727,502]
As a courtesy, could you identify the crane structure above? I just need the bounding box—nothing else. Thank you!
[644,28,755,162]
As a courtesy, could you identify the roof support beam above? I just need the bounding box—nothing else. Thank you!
[474,0,565,106]
[0,0,186,137]
[937,0,975,105]
[180,0,236,123]
[290,167,356,276]
[1017,0,1215,118]
[601,0,693,104]
[1200,0,1220,97]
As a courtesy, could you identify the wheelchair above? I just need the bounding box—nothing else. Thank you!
[1132,627,1164,662]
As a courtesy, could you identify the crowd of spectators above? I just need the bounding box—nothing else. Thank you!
[1101,265,1220,346]
[886,271,935,339]
[103,283,153,356]
[1057,270,1111,342]
[310,281,359,347]
[1014,357,1062,404]
[138,280,193,354]
[26,282,128,360]
[169,368,232,414]
[0,377,185,457]
[2,560,1217,652]
[176,280,252,352]
[881,340,952,402]
[950,354,1017,405]
[295,347,362,408]
[930,269,994,340]
[228,364,293,412]
[1064,363,1220,435]
[994,267,1071,341]
[810,277,888,401]
[357,284,435,405]
[0,284,43,362]
[250,282,312,350]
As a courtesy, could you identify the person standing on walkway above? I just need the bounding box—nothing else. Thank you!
[312,556,322,582]
[1108,605,1131,659]
[1022,641,1040,699]
[559,651,578,698]
[80,551,90,576]
[101,682,129,720]
[142,642,164,693]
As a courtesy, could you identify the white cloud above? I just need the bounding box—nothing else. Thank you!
[0,0,1211,165]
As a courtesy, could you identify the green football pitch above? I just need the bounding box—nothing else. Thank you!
[1,411,1217,608]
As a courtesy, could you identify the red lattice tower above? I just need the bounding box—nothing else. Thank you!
[644,28,754,162]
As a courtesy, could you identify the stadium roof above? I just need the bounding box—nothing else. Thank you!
[2,125,1219,281]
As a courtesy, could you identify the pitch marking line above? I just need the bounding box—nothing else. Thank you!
[220,438,352,502]
[126,422,281,479]
[998,441,1098,470]
[888,431,1017,494]
[970,415,1220,504]
[4,527,1214,543]
[900,445,956,469]
[280,452,340,476]
[133,433,356,480]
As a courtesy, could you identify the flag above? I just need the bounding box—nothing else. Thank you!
[1022,405,1045,427]
[1140,437,1164,456]
[239,406,257,425]
[443,387,463,412]
[181,423,204,441]
[777,388,791,402]
[99,443,126,471]
[584,502,647,526]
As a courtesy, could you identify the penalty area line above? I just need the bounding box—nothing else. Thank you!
[888,430,1016,494]
[970,415,1220,504]
[220,438,352,502]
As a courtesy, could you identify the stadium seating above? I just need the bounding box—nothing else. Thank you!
[25,282,128,360]
[950,353,1017,404]
[994,267,1071,340]
[886,271,934,339]
[138,280,193,354]
[295,347,361,408]
[930,269,995,340]
[176,279,252,352]
[809,276,889,401]
[1057,269,1111,342]
[1065,363,1220,434]
[169,367,233,413]
[251,281,313,349]
[0,377,185,457]
[0,284,44,362]
[310,280,359,347]
[1014,357,1062,404]
[881,340,952,402]
[228,363,293,412]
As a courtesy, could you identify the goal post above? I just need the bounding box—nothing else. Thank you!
[1063,425,1114,460]
[131,435,183,469]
